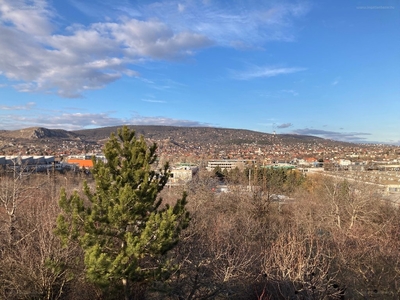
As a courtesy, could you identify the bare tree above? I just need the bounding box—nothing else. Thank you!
[0,173,91,299]
[291,175,400,299]
[262,225,342,299]
[0,159,36,244]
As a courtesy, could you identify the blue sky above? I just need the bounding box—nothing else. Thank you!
[0,0,399,144]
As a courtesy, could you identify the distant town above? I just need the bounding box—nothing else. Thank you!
[1,126,399,203]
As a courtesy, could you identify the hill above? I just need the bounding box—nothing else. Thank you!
[73,125,346,147]
[0,125,354,147]
[0,127,80,140]
[0,125,364,157]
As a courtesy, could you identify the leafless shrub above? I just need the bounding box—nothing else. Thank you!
[0,173,94,299]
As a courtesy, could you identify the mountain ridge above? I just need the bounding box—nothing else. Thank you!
[0,127,80,140]
[0,125,356,147]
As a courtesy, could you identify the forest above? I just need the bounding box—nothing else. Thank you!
[0,127,399,300]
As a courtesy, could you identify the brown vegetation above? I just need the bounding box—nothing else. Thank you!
[0,167,399,299]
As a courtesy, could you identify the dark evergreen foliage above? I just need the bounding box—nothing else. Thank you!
[56,126,189,299]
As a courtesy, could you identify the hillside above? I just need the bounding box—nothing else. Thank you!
[0,125,355,147]
[0,127,80,140]
[0,125,364,156]
[73,125,349,147]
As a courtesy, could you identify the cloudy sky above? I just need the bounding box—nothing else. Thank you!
[0,0,399,144]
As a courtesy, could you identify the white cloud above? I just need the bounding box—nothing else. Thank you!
[178,3,185,12]
[101,19,213,59]
[2,112,126,130]
[0,0,212,98]
[130,116,209,127]
[331,77,340,86]
[0,0,54,35]
[277,123,293,129]
[0,102,35,110]
[233,66,306,80]
[144,1,310,46]
[0,0,309,97]
[0,111,210,130]
[141,99,166,103]
[281,89,299,96]
[292,128,371,143]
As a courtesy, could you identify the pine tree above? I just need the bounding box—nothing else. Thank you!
[56,126,189,299]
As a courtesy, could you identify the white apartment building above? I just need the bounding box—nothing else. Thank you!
[206,159,256,171]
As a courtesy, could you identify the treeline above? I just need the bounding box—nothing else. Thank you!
[0,129,399,299]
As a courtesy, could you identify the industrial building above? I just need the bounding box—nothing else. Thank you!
[0,155,58,172]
